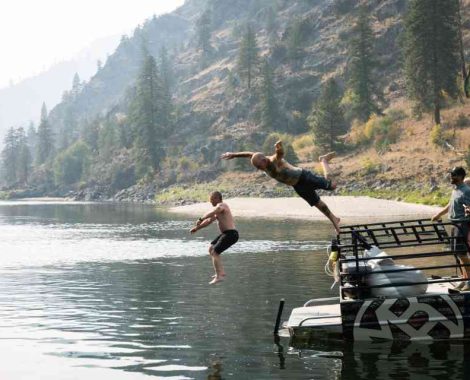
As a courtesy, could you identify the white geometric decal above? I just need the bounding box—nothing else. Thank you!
[353,295,464,341]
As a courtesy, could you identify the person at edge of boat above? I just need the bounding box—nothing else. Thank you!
[432,166,470,291]
[190,191,239,285]
[220,140,341,234]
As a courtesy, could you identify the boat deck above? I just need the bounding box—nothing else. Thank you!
[287,280,463,329]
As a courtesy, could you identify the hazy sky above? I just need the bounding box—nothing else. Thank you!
[0,0,185,89]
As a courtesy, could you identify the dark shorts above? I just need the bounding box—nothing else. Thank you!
[451,222,470,256]
[293,169,333,206]
[211,229,239,254]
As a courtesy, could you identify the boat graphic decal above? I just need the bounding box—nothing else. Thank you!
[342,295,465,340]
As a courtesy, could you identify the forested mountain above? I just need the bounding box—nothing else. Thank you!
[2,0,470,204]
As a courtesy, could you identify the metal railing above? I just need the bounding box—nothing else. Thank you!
[334,219,470,299]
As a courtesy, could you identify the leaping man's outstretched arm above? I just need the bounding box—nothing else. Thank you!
[220,151,255,160]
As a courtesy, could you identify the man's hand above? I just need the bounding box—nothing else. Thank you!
[431,214,440,222]
[196,218,203,226]
[190,226,198,234]
[220,152,234,160]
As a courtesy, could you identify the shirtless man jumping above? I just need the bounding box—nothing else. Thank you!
[221,141,340,233]
[190,191,239,284]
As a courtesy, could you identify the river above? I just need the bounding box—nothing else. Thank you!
[0,201,468,379]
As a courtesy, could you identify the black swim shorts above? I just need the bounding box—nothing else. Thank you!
[451,222,470,256]
[211,229,239,254]
[293,169,333,206]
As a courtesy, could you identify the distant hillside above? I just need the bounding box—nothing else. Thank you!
[0,34,120,138]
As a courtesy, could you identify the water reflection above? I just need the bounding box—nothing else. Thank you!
[289,339,470,380]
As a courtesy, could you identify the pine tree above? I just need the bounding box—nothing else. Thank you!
[287,19,304,61]
[347,7,383,122]
[15,127,31,184]
[196,9,212,55]
[72,73,81,97]
[260,59,278,130]
[159,46,173,133]
[1,128,18,185]
[130,54,166,177]
[237,25,258,90]
[36,103,54,164]
[308,78,347,151]
[1,127,31,185]
[403,0,460,124]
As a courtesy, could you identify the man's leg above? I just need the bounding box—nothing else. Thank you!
[209,246,225,284]
[315,199,341,235]
[319,151,337,188]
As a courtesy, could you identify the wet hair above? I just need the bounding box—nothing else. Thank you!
[450,166,466,178]
[211,191,222,201]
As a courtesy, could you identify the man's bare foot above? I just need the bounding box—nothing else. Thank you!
[209,276,224,285]
[212,273,226,278]
[333,217,341,235]
[319,152,336,162]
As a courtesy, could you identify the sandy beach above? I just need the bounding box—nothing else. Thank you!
[169,196,441,222]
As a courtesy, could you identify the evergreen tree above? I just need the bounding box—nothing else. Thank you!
[1,127,31,185]
[36,103,54,164]
[26,122,37,152]
[403,0,460,124]
[287,19,304,61]
[15,127,31,184]
[72,73,81,97]
[158,46,174,133]
[196,9,212,55]
[237,25,258,90]
[260,59,278,130]
[129,54,166,177]
[308,78,347,151]
[347,7,383,122]
[1,128,18,185]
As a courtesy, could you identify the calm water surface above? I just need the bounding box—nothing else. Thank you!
[0,201,468,379]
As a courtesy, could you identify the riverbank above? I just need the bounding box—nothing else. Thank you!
[169,196,441,222]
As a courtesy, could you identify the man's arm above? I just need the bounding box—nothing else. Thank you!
[431,203,450,221]
[220,151,255,160]
[190,215,216,234]
[274,140,284,160]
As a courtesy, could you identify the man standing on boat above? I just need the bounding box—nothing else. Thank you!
[190,191,239,285]
[221,140,341,234]
[432,166,470,291]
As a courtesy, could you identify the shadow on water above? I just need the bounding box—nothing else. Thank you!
[284,335,470,380]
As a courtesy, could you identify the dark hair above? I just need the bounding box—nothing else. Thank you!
[450,166,466,178]
[211,191,222,200]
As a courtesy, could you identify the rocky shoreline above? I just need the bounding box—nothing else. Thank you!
[1,176,448,207]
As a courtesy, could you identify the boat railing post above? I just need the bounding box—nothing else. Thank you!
[273,299,285,335]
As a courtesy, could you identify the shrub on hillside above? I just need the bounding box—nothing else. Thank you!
[430,124,454,147]
[455,113,470,128]
[361,157,381,175]
[349,114,401,152]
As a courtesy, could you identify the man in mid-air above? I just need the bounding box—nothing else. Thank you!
[190,191,239,284]
[221,140,340,234]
